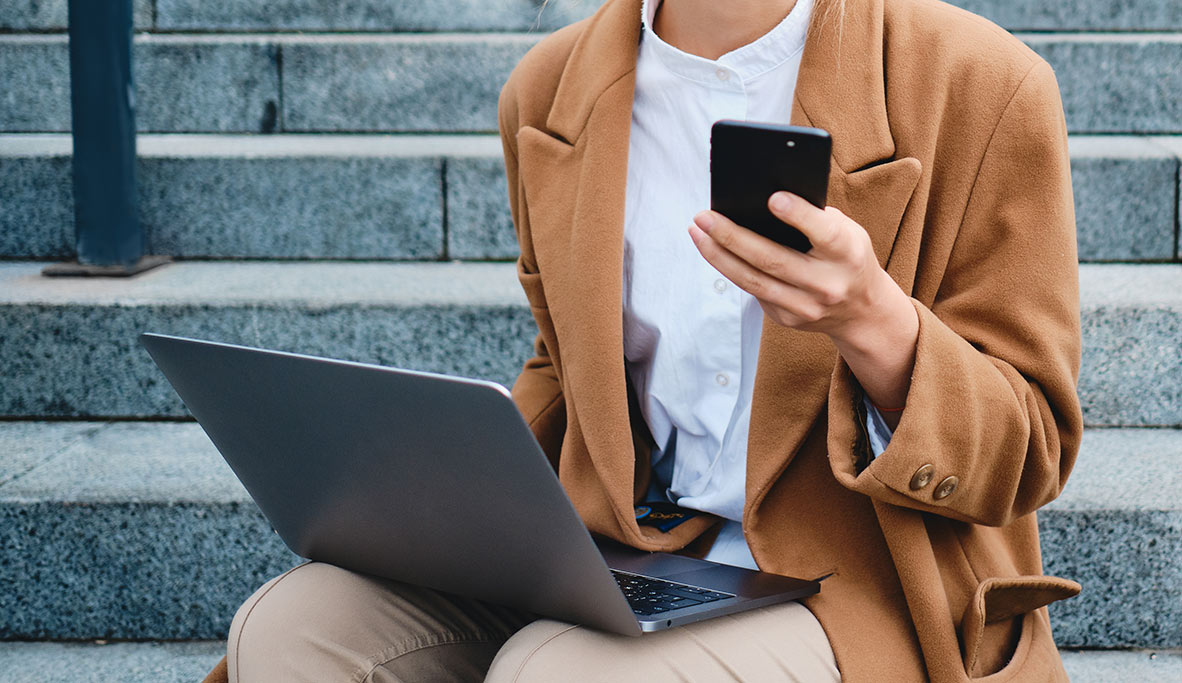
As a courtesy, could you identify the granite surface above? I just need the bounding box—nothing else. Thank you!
[1043,429,1182,647]
[1153,137,1182,259]
[0,38,72,132]
[1043,509,1182,647]
[0,0,152,30]
[0,261,526,307]
[135,36,282,133]
[280,35,536,133]
[1028,36,1182,134]
[0,423,251,504]
[1068,137,1179,262]
[1078,265,1182,427]
[0,36,281,134]
[0,262,534,417]
[0,499,298,639]
[0,152,74,259]
[141,155,444,259]
[447,154,519,260]
[1060,650,1182,682]
[950,0,1182,30]
[155,0,595,31]
[0,424,297,639]
[0,641,227,683]
[0,422,98,489]
[0,134,512,259]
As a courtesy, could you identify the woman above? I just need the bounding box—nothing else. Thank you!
[215,0,1083,680]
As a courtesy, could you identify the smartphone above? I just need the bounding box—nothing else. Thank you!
[710,120,831,252]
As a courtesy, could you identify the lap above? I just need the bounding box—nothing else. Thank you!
[486,601,839,683]
[228,562,532,683]
[229,562,839,683]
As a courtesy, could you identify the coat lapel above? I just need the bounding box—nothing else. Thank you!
[745,0,923,520]
[515,0,653,542]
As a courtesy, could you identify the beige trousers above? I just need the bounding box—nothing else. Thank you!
[228,562,840,682]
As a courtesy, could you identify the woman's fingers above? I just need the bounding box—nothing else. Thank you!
[688,223,822,325]
[767,192,847,256]
[691,210,814,285]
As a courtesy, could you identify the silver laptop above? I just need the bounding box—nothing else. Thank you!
[141,333,819,635]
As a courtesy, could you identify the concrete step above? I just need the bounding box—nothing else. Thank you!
[949,1,1182,31]
[0,644,1176,683]
[1041,429,1182,648]
[0,422,1177,646]
[2,33,1180,134]
[0,422,300,641]
[0,134,513,261]
[0,0,153,31]
[5,0,1180,32]
[0,0,588,32]
[1077,264,1182,427]
[0,261,535,418]
[1,133,1177,263]
[0,262,1178,424]
[0,641,226,683]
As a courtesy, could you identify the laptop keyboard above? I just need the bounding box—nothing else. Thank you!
[611,570,734,616]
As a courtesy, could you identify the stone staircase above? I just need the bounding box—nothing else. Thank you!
[1,0,1180,680]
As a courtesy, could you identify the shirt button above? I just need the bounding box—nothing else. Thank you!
[715,373,730,387]
[715,68,729,82]
[713,278,727,293]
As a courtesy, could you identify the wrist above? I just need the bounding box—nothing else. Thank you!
[832,269,916,356]
[830,269,920,411]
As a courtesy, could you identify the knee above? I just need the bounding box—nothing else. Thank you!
[484,621,592,683]
[229,562,342,644]
[227,562,367,680]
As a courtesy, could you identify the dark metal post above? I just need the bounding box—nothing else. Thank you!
[43,0,168,277]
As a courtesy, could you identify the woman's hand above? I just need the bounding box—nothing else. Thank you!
[688,191,920,420]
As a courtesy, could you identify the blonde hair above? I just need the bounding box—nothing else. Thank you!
[810,0,847,39]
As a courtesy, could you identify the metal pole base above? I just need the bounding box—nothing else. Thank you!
[42,255,172,278]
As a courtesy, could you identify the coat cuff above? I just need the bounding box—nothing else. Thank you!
[827,299,1004,522]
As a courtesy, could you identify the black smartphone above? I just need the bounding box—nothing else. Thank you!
[710,120,831,252]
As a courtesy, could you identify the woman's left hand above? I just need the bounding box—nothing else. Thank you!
[688,191,920,414]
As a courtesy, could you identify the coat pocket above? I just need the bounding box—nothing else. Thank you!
[960,575,1080,679]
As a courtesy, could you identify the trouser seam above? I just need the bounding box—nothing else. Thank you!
[232,562,310,681]
[355,631,505,683]
[508,624,580,682]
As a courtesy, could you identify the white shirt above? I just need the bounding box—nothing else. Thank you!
[622,0,891,570]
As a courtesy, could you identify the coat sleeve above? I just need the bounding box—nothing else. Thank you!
[499,79,566,470]
[827,59,1083,527]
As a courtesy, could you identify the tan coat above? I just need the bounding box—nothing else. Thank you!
[497,0,1084,679]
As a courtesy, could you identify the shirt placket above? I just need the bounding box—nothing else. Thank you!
[674,68,749,500]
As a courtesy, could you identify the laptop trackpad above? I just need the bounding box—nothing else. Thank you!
[596,537,712,577]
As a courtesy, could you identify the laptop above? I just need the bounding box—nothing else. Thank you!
[141,333,819,636]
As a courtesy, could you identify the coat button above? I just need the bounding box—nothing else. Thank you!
[909,464,934,490]
[933,476,959,500]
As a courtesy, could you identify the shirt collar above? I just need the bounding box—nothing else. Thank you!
[640,0,814,86]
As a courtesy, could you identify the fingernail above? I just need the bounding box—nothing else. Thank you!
[771,192,791,211]
[688,224,704,245]
[693,211,715,233]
